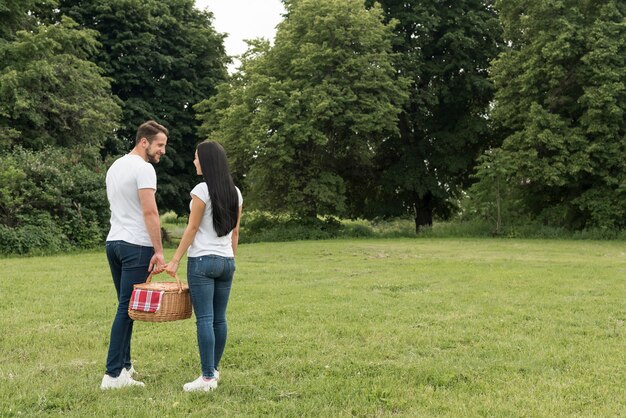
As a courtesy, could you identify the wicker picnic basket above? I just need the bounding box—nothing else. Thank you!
[128,272,192,322]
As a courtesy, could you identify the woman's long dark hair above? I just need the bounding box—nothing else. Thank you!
[197,141,239,237]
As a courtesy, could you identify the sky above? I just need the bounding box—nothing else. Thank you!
[195,0,286,71]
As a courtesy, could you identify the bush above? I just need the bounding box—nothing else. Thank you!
[0,146,108,255]
[160,209,626,245]
[239,211,342,243]
[342,223,375,238]
[367,218,416,237]
[239,211,282,234]
[161,211,188,225]
[418,220,626,241]
[238,212,417,243]
[0,215,70,255]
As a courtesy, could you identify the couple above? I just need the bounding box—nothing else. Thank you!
[101,121,243,392]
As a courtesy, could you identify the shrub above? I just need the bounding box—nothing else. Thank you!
[239,211,342,243]
[342,223,375,238]
[0,146,108,255]
[161,211,188,225]
[0,215,70,255]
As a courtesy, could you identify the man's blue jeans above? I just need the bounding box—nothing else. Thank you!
[105,241,153,377]
[187,255,235,378]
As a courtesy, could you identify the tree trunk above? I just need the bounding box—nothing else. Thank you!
[495,176,502,235]
[413,192,433,233]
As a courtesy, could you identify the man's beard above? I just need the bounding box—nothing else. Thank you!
[146,149,160,164]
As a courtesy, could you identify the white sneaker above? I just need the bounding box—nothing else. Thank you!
[100,368,145,390]
[214,369,220,382]
[183,376,217,392]
[126,365,136,377]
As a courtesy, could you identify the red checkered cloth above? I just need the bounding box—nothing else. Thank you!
[129,289,164,313]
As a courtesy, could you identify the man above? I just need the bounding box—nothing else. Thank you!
[100,120,168,390]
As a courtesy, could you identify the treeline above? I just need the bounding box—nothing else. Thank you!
[202,0,625,234]
[0,0,227,253]
[1,0,624,254]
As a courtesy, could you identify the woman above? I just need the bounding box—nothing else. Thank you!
[165,141,243,392]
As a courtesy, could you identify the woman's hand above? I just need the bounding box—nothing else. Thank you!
[164,260,180,277]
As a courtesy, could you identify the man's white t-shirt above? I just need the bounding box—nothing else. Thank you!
[188,183,243,258]
[106,154,156,246]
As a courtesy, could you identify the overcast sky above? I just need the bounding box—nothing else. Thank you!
[195,0,285,70]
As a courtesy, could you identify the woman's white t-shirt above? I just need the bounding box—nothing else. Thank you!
[187,183,243,258]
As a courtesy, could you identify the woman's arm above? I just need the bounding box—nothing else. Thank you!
[165,195,205,276]
[231,206,243,257]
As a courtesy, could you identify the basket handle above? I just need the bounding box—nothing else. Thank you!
[145,271,184,294]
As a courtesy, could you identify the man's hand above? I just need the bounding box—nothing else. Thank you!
[149,252,166,273]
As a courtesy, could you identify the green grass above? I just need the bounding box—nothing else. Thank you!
[1,238,624,416]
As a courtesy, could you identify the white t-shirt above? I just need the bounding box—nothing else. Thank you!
[105,154,157,246]
[188,183,243,258]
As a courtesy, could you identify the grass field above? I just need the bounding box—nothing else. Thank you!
[1,238,625,417]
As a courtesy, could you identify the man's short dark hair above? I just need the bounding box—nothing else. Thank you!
[136,120,169,144]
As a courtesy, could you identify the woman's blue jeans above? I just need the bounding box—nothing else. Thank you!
[187,255,235,378]
[105,241,153,377]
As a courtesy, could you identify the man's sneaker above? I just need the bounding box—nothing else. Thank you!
[183,376,218,392]
[125,365,136,377]
[214,369,220,382]
[100,368,145,390]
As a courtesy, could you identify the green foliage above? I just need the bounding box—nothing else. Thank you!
[416,219,626,240]
[365,0,503,230]
[464,147,527,234]
[0,147,109,254]
[0,15,121,153]
[0,3,120,254]
[198,0,408,218]
[239,211,342,243]
[161,211,188,225]
[216,211,415,243]
[0,0,57,41]
[0,215,70,255]
[481,0,626,230]
[56,0,228,213]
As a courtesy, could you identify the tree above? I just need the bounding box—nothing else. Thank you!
[195,40,270,191]
[483,0,626,229]
[0,15,121,155]
[465,147,523,234]
[198,0,408,219]
[364,0,502,232]
[0,6,122,253]
[55,0,228,213]
[0,0,56,41]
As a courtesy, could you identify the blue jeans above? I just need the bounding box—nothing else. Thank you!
[105,241,154,377]
[187,255,235,378]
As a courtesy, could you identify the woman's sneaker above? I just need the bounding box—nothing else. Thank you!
[214,369,220,382]
[183,376,218,392]
[100,368,145,390]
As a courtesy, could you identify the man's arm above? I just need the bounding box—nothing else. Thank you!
[138,188,164,271]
